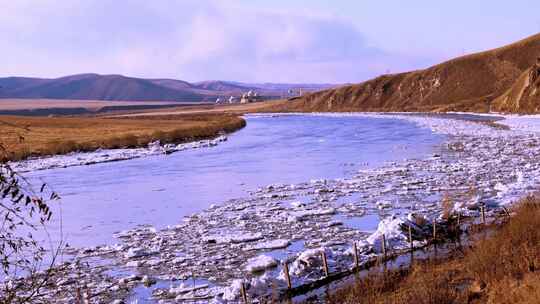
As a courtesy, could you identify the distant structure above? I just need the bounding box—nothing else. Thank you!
[215,97,222,104]
[240,93,249,104]
[228,96,236,104]
[240,90,259,103]
[286,88,304,98]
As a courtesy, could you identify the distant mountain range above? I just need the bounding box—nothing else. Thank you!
[0,73,336,102]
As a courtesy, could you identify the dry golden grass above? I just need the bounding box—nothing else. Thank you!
[0,113,245,161]
[326,197,540,304]
[466,197,540,284]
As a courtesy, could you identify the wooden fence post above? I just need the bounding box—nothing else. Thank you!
[353,242,359,269]
[283,262,292,289]
[481,204,486,225]
[408,225,413,251]
[432,221,437,241]
[381,234,387,258]
[321,251,329,277]
[240,281,248,304]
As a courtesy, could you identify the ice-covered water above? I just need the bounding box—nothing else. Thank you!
[24,115,444,247]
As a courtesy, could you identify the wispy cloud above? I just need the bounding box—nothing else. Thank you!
[0,0,434,83]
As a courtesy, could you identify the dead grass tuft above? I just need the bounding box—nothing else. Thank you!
[466,197,540,285]
[441,194,456,220]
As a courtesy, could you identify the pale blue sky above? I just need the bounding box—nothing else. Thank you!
[1,0,539,83]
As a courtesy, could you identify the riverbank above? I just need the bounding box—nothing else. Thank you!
[327,196,540,304]
[0,113,246,161]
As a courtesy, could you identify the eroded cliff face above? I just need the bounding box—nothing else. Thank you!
[492,60,540,113]
[267,33,540,113]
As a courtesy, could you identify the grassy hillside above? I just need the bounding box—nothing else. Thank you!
[268,33,540,113]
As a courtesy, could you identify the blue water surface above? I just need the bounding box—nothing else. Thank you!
[26,115,444,247]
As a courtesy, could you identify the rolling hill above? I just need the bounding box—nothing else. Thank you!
[192,80,253,92]
[0,74,206,102]
[0,74,335,102]
[268,32,540,113]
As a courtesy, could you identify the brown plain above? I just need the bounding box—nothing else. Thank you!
[0,113,245,161]
[0,99,181,110]
[108,99,288,118]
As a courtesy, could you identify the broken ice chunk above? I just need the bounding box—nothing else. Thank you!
[245,255,278,273]
[245,239,291,251]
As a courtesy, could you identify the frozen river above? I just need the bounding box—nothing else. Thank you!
[19,113,540,303]
[26,114,444,247]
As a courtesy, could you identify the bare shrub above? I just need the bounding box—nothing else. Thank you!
[0,121,62,303]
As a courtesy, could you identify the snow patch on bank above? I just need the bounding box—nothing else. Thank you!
[496,114,540,133]
[446,112,540,134]
[10,136,227,172]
